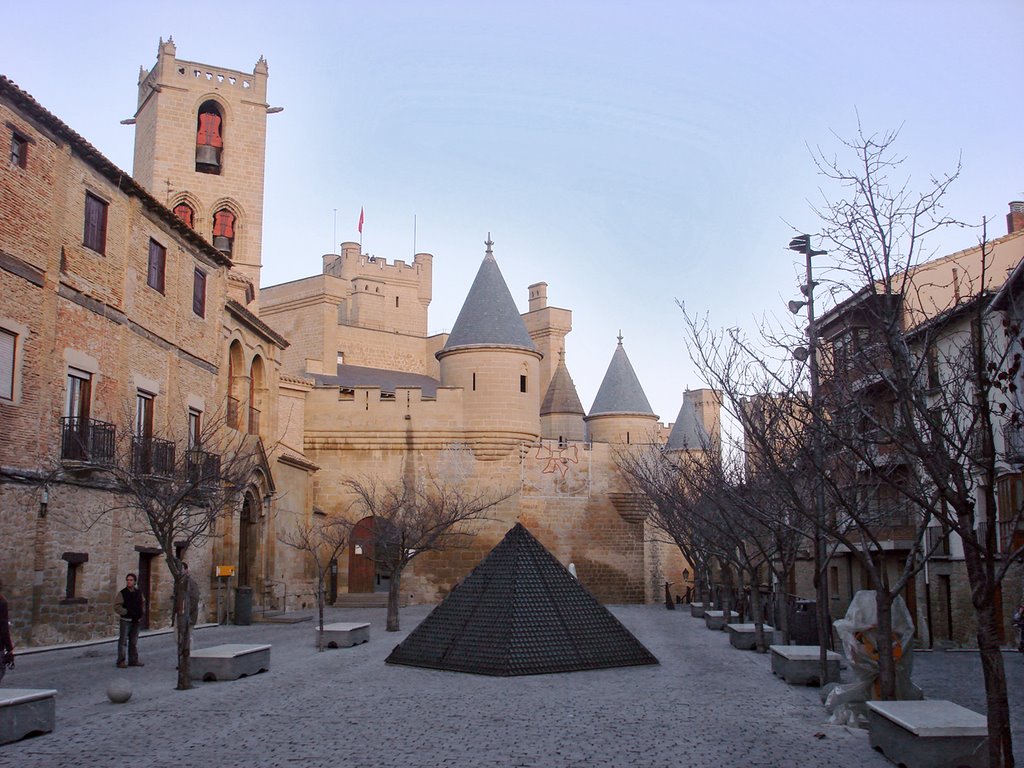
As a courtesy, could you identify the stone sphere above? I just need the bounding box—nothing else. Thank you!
[106,679,133,704]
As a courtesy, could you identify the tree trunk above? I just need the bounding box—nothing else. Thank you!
[874,590,896,701]
[175,579,192,691]
[386,570,402,632]
[751,579,767,652]
[316,577,326,651]
[962,532,1015,768]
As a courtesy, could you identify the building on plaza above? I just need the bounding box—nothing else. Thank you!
[0,40,717,646]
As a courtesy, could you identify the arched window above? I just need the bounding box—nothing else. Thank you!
[173,203,194,228]
[212,209,235,254]
[195,101,223,174]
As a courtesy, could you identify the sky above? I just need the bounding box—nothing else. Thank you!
[2,1,1022,424]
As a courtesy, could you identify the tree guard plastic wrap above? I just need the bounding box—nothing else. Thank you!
[824,590,923,727]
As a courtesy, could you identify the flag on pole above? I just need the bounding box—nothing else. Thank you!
[358,207,364,234]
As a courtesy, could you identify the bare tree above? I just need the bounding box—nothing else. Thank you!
[681,126,1022,765]
[342,471,516,631]
[48,409,266,690]
[279,509,350,649]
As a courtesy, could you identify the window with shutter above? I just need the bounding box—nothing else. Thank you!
[83,192,108,254]
[192,268,207,317]
[147,239,166,293]
[0,329,15,401]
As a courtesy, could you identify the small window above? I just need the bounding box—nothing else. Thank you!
[173,203,194,228]
[61,552,88,602]
[83,192,108,254]
[10,132,27,168]
[0,328,15,401]
[188,408,202,449]
[192,268,207,317]
[136,391,154,439]
[336,351,344,367]
[472,373,476,391]
[395,296,399,308]
[147,239,166,293]
[66,368,92,421]
[520,375,527,393]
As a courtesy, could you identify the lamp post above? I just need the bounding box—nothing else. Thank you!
[788,234,832,676]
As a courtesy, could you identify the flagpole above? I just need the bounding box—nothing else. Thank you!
[413,214,417,257]
[333,208,337,254]
[358,206,364,251]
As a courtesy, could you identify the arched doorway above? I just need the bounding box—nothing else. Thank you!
[238,491,261,588]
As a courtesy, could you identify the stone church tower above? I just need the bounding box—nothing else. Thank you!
[130,38,271,295]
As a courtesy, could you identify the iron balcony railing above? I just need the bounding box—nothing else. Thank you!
[132,435,175,477]
[60,417,116,465]
[925,525,951,556]
[1002,422,1024,462]
[186,449,221,487]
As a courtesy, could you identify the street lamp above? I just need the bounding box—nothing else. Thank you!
[787,233,832,672]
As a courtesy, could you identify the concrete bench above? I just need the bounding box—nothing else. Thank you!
[769,645,841,686]
[0,688,57,745]
[726,623,775,650]
[866,700,988,768]
[190,643,271,682]
[317,622,370,648]
[689,602,706,618]
[704,610,739,630]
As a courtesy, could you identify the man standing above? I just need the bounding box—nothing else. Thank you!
[113,573,145,668]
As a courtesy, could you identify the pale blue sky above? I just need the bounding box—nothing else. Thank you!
[3,1,1021,422]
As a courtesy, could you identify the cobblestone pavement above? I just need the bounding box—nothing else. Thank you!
[0,604,1021,768]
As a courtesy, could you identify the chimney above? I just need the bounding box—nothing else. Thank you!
[528,282,548,311]
[1009,201,1024,235]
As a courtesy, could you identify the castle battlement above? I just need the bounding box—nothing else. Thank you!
[322,242,433,296]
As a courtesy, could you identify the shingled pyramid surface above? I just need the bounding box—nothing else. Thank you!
[386,523,659,676]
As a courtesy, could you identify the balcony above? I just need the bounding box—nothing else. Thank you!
[60,417,116,466]
[186,449,221,487]
[1002,423,1024,462]
[131,436,175,477]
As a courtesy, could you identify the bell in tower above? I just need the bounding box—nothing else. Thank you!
[195,101,223,174]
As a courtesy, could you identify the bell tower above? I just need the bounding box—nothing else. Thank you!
[131,38,271,297]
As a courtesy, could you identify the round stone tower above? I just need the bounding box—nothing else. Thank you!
[436,237,541,458]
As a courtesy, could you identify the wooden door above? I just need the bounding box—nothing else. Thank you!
[137,553,154,630]
[348,517,375,593]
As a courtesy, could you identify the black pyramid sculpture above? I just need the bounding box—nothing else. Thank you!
[386,523,659,676]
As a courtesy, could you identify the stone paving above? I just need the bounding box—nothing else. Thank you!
[0,604,1021,767]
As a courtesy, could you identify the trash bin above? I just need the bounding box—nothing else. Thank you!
[791,598,819,645]
[234,585,253,626]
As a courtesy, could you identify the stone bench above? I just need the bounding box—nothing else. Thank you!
[0,688,57,745]
[317,622,370,648]
[190,643,271,682]
[689,602,706,618]
[866,700,988,768]
[704,610,739,630]
[726,623,775,650]
[769,645,841,686]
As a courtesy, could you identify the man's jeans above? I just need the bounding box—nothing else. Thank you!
[117,618,140,664]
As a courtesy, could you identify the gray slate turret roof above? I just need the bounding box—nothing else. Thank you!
[587,337,655,417]
[441,241,537,353]
[540,352,584,416]
[666,395,710,451]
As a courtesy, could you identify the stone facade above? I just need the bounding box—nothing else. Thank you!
[0,42,718,648]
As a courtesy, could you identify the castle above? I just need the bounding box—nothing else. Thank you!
[0,40,719,645]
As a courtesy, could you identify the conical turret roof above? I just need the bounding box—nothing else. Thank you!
[541,351,584,416]
[386,523,658,676]
[666,394,710,451]
[441,238,537,353]
[587,335,655,417]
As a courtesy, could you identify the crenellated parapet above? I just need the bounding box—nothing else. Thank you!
[302,384,536,458]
